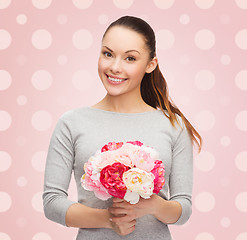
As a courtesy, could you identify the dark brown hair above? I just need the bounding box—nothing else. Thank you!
[103,16,202,152]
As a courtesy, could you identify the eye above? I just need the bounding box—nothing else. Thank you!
[103,51,112,58]
[126,56,136,62]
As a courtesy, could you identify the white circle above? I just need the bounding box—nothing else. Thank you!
[235,192,247,212]
[32,151,47,172]
[195,70,215,90]
[98,14,109,25]
[17,95,27,105]
[179,55,190,65]
[194,110,215,131]
[0,70,11,90]
[32,192,43,212]
[72,29,93,50]
[220,217,231,228]
[220,136,231,146]
[16,14,27,24]
[195,192,215,212]
[72,69,93,90]
[0,151,11,172]
[31,110,52,131]
[235,29,247,50]
[156,29,175,50]
[113,0,134,9]
[17,176,27,187]
[180,14,190,24]
[153,0,174,9]
[72,0,93,9]
[195,150,215,172]
[220,55,231,65]
[32,0,52,9]
[195,232,215,240]
[235,70,247,90]
[0,192,12,212]
[235,0,247,9]
[57,55,68,65]
[235,151,247,172]
[0,29,12,50]
[57,14,67,24]
[0,233,11,240]
[0,0,11,9]
[16,55,27,65]
[32,232,52,240]
[32,70,53,90]
[0,111,12,131]
[194,0,215,9]
[32,29,52,50]
[236,233,247,240]
[195,29,215,50]
[235,111,247,131]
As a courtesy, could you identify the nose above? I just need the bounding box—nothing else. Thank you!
[110,58,122,74]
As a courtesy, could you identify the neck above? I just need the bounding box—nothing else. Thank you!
[95,92,153,113]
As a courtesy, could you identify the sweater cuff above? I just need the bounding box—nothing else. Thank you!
[43,197,77,227]
[170,198,192,225]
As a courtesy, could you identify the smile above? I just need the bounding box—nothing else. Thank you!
[106,74,127,83]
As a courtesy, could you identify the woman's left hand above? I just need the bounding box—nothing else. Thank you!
[108,195,158,224]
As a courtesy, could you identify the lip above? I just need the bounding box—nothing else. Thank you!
[106,74,128,85]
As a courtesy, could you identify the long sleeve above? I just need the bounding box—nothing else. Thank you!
[168,122,193,225]
[42,114,77,226]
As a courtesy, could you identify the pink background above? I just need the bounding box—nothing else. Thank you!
[1,0,247,239]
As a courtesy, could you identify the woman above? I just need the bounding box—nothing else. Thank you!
[43,16,202,239]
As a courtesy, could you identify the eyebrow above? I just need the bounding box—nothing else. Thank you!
[103,46,140,55]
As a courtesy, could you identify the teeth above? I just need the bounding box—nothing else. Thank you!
[108,76,125,82]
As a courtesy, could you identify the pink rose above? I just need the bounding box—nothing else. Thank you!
[100,162,129,198]
[151,160,165,194]
[101,141,123,152]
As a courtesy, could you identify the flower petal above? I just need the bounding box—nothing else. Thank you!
[124,189,140,204]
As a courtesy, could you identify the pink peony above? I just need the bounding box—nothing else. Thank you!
[126,140,143,146]
[132,149,155,172]
[151,160,165,194]
[100,162,129,198]
[81,161,111,200]
[101,141,123,152]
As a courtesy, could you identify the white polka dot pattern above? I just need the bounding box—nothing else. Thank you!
[0,1,246,239]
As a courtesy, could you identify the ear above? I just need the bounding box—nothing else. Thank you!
[145,57,158,74]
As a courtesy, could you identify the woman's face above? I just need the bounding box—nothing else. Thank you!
[98,26,156,97]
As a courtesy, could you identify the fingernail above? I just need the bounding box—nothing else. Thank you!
[109,218,112,221]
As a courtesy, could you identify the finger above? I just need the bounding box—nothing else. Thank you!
[112,200,132,209]
[112,197,124,203]
[109,207,128,216]
[111,213,136,223]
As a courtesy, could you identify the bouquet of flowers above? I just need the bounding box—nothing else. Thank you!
[81,141,165,204]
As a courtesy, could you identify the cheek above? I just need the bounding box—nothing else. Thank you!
[98,57,108,73]
[126,64,147,79]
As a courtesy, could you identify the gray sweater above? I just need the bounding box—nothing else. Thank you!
[43,107,193,240]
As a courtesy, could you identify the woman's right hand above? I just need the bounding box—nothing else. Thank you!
[108,210,136,236]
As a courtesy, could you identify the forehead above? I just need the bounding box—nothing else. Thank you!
[102,26,147,52]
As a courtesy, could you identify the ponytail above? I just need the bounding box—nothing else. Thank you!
[141,64,202,152]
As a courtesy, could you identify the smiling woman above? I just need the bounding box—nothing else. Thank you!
[43,16,202,240]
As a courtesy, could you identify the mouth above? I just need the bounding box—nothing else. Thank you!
[106,74,128,84]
